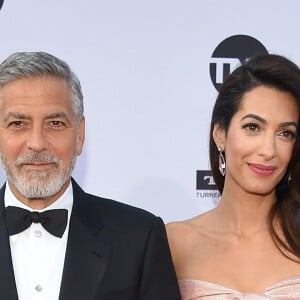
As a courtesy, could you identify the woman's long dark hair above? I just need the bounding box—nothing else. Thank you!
[209,54,300,259]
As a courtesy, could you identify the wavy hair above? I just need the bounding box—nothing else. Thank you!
[209,54,300,259]
[0,51,83,122]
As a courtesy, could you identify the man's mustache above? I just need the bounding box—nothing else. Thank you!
[15,153,59,166]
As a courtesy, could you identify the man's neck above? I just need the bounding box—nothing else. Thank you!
[7,179,72,210]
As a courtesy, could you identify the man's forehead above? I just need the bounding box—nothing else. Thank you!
[0,76,71,99]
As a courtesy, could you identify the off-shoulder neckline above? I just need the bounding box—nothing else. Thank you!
[178,276,300,294]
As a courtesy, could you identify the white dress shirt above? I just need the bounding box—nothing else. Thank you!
[4,182,73,300]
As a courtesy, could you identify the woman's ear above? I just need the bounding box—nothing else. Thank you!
[212,123,226,150]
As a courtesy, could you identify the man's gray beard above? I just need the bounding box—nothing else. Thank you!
[0,152,76,199]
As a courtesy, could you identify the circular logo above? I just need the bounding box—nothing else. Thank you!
[0,0,4,10]
[210,35,268,91]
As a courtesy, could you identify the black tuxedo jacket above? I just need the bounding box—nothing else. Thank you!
[0,179,181,300]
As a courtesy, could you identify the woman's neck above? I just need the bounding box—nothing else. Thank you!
[212,182,277,237]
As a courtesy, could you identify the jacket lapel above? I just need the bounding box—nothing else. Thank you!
[0,184,19,300]
[59,180,111,300]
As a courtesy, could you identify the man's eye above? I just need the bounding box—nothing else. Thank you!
[51,120,65,127]
[8,121,24,128]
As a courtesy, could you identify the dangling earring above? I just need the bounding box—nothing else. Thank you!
[217,146,226,176]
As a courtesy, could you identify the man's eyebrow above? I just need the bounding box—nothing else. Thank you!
[241,113,298,129]
[45,112,72,124]
[2,112,31,122]
[2,111,73,124]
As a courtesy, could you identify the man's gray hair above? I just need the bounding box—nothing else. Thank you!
[0,51,84,122]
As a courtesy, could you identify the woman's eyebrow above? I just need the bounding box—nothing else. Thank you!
[241,113,298,129]
[241,113,266,123]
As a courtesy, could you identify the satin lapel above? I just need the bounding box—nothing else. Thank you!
[59,180,111,300]
[0,184,19,299]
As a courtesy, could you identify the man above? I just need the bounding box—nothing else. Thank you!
[0,52,181,300]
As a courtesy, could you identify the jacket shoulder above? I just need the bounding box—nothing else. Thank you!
[72,180,160,230]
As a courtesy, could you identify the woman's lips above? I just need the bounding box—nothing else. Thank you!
[248,163,276,176]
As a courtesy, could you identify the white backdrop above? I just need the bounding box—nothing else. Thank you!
[0,0,300,222]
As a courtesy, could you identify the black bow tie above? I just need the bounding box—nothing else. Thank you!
[5,206,68,238]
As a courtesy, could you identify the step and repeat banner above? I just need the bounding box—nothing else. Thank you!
[0,1,299,222]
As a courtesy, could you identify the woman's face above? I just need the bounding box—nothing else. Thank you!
[214,85,299,196]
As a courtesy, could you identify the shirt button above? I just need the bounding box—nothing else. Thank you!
[35,284,42,292]
[34,230,42,237]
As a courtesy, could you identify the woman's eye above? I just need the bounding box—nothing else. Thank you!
[242,123,260,131]
[279,130,296,139]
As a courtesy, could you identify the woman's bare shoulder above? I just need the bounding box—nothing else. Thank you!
[167,211,212,235]
[166,211,213,251]
[166,211,215,273]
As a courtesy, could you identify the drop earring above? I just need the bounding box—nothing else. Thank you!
[218,146,226,176]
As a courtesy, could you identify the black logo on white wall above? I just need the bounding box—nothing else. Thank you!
[196,170,220,200]
[0,1,4,10]
[210,35,268,91]
[196,170,216,190]
[196,35,268,199]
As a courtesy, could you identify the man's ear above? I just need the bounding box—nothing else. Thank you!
[76,116,85,155]
[212,123,226,150]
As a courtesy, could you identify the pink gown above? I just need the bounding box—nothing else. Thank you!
[179,277,300,299]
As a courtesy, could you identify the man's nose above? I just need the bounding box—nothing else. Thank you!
[26,127,48,152]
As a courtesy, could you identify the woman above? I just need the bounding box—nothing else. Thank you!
[167,54,300,298]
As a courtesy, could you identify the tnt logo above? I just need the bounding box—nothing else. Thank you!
[210,57,240,85]
[210,35,268,91]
